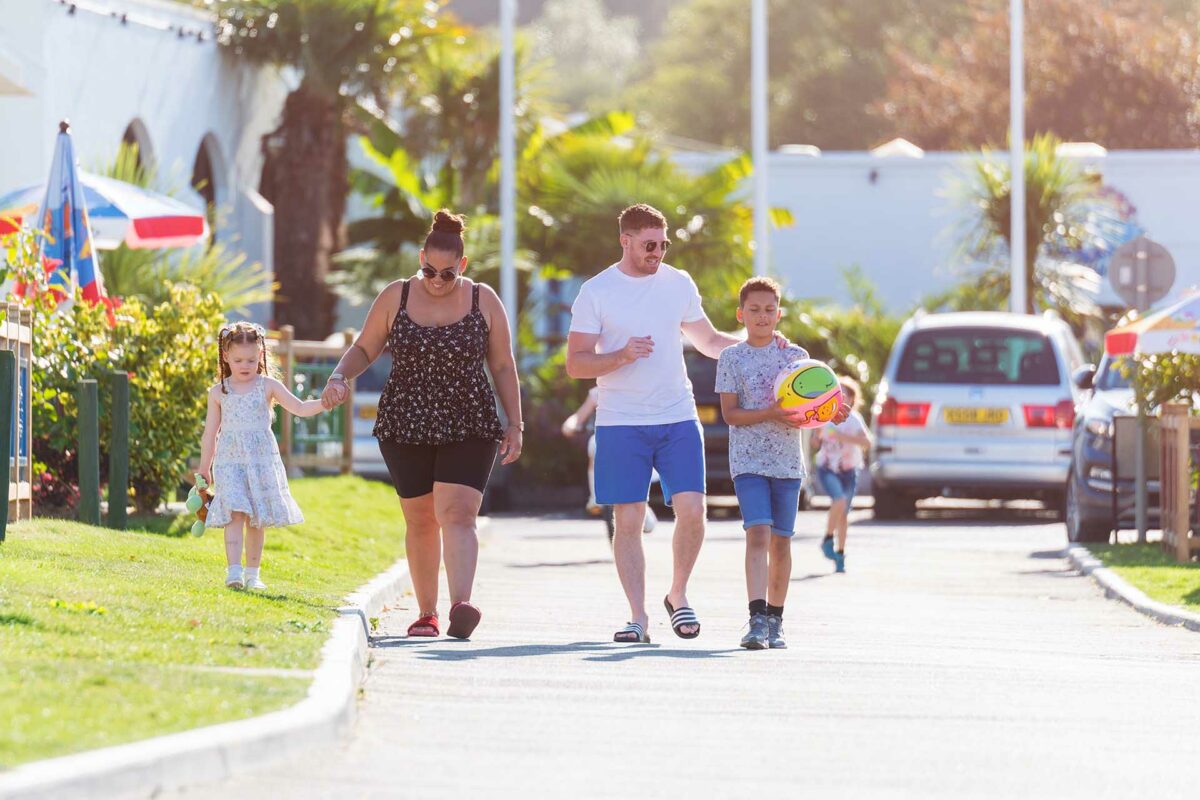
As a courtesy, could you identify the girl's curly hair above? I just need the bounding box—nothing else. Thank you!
[217,321,272,394]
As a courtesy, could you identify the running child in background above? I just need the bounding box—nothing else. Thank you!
[811,377,872,574]
[716,277,848,650]
[199,322,327,590]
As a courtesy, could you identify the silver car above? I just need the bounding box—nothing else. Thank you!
[870,311,1086,518]
[350,352,392,478]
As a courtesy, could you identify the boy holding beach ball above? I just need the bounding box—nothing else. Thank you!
[716,277,849,650]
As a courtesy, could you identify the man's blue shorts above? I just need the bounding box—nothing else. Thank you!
[594,420,705,506]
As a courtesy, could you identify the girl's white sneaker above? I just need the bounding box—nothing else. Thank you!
[243,568,267,591]
[225,565,244,589]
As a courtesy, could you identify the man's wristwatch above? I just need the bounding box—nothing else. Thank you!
[329,372,347,384]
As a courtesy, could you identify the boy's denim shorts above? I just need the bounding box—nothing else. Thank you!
[732,473,803,537]
[817,466,859,502]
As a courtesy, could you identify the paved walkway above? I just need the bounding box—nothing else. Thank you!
[169,506,1200,799]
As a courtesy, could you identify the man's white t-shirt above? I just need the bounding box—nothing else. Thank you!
[569,263,706,427]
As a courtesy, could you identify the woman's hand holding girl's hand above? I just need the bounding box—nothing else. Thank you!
[321,379,348,410]
[500,425,523,465]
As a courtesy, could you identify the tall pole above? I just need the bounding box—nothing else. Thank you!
[751,0,769,277]
[1009,0,1027,314]
[500,0,518,337]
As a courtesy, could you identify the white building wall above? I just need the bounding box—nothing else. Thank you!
[677,149,1200,312]
[0,0,289,323]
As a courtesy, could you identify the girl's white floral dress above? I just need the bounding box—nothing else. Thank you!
[206,375,304,529]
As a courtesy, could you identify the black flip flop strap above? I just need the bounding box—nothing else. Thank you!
[671,609,699,627]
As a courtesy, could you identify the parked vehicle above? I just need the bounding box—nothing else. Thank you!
[870,311,1085,518]
[1064,355,1159,542]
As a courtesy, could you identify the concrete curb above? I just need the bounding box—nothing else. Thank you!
[0,559,412,800]
[1066,544,1200,632]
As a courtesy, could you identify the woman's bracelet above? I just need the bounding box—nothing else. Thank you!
[507,421,524,431]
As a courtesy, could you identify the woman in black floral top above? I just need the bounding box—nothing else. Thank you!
[321,210,523,641]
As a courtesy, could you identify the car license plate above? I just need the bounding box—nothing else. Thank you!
[357,405,377,420]
[944,407,1008,425]
[697,405,719,424]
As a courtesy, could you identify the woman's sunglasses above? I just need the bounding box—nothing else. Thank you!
[421,265,460,282]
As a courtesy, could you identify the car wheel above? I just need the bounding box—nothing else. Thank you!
[873,490,916,520]
[1064,474,1110,543]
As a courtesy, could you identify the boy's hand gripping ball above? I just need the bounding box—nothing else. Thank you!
[186,473,214,537]
[773,359,843,429]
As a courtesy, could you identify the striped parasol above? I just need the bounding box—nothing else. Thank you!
[1104,292,1200,356]
[0,157,207,251]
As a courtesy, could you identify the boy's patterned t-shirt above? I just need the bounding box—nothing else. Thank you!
[714,341,809,480]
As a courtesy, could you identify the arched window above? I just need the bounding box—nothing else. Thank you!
[191,134,226,242]
[121,119,154,174]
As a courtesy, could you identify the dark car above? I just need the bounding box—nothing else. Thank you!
[1064,355,1159,542]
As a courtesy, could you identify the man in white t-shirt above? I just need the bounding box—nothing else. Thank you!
[566,203,784,644]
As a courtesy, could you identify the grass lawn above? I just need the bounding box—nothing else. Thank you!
[0,476,404,768]
[1090,543,1200,612]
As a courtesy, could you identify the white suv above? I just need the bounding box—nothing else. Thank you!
[870,311,1086,518]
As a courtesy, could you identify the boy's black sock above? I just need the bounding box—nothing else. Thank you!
[749,599,768,617]
[767,604,784,619]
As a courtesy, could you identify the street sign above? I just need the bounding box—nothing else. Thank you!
[1109,235,1175,310]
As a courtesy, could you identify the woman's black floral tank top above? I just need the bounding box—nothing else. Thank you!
[372,280,505,446]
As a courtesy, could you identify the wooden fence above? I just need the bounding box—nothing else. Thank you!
[1158,403,1199,562]
[267,325,356,475]
[2,302,32,526]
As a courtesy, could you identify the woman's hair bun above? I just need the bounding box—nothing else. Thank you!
[431,209,465,235]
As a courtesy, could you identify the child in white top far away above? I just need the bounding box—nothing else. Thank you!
[198,321,327,590]
[811,376,873,574]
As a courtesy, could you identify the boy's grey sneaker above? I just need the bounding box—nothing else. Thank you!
[740,613,769,650]
[767,614,787,649]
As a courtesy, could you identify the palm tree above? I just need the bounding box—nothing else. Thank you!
[518,112,793,330]
[951,132,1126,322]
[213,0,446,339]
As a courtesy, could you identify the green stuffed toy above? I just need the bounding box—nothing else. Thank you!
[186,473,213,537]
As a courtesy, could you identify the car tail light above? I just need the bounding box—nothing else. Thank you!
[876,397,931,427]
[1023,399,1074,429]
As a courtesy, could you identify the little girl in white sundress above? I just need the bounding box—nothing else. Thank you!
[198,321,326,589]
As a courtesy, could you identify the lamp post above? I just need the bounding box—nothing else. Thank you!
[751,0,769,277]
[1010,0,1026,314]
[500,0,517,337]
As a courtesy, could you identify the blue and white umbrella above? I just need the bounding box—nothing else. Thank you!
[0,169,208,250]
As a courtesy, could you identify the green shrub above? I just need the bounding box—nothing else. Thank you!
[30,284,224,512]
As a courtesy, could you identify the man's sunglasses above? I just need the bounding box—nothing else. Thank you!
[638,239,670,254]
[421,265,459,282]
